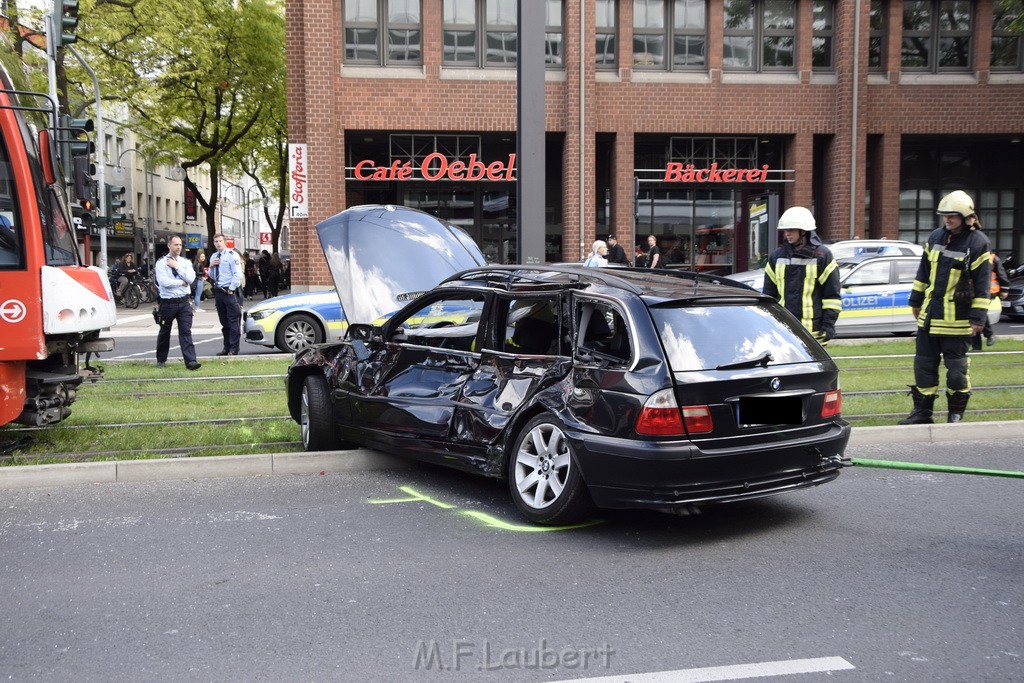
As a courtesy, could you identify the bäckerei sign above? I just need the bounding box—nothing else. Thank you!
[663,163,771,183]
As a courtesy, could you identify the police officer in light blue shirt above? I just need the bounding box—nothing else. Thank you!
[155,234,201,370]
[209,233,243,355]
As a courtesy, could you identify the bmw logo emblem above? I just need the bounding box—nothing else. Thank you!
[770,377,781,392]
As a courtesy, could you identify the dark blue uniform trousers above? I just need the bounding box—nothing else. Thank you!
[214,288,242,353]
[157,298,198,364]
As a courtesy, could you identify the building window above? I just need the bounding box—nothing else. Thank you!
[812,1,834,70]
[723,0,795,71]
[344,0,422,66]
[389,134,482,169]
[992,2,1023,71]
[978,190,1016,256]
[868,0,886,71]
[442,0,564,68]
[901,1,972,72]
[669,136,758,168]
[633,0,707,69]
[898,189,935,244]
[596,0,617,68]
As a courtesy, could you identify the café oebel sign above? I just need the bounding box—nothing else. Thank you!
[353,154,771,184]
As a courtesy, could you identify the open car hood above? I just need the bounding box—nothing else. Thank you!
[315,204,487,325]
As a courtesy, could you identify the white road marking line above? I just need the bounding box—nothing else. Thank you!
[551,656,855,683]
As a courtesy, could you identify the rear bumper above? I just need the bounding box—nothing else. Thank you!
[571,422,851,510]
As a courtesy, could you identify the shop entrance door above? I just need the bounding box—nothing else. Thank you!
[636,187,739,274]
[400,183,517,264]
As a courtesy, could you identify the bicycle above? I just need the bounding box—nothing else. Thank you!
[135,277,158,304]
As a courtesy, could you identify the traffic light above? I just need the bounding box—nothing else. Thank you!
[73,156,95,204]
[106,184,127,222]
[67,117,94,158]
[51,0,80,49]
[73,198,95,231]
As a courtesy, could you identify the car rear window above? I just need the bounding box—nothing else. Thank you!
[650,303,829,372]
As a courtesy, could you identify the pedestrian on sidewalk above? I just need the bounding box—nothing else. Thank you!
[154,235,201,371]
[191,248,208,311]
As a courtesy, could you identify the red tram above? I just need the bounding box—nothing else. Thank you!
[0,59,116,428]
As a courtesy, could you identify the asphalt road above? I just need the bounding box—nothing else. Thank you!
[2,438,1021,682]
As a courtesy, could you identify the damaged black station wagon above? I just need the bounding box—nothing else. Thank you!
[287,205,851,525]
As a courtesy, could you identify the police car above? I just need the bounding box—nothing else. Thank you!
[835,254,920,336]
[243,290,346,353]
[728,253,923,337]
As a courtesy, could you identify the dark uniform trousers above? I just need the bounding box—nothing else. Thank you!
[913,324,971,393]
[214,287,241,353]
[157,297,198,364]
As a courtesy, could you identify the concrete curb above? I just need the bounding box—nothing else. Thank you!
[0,449,413,489]
[3,421,1023,490]
[849,419,1024,446]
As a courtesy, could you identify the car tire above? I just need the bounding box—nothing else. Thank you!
[277,313,323,353]
[507,414,593,525]
[300,375,339,451]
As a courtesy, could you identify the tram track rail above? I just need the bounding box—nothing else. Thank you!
[2,346,1022,466]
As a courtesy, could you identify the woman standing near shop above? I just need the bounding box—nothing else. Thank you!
[191,249,208,311]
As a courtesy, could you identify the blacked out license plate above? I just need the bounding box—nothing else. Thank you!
[737,395,805,427]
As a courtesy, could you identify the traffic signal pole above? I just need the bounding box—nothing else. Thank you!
[45,1,59,122]
[69,45,107,270]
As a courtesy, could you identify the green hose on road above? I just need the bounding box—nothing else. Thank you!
[852,458,1024,479]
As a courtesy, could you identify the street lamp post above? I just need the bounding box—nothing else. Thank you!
[245,184,268,252]
[115,148,182,264]
[221,180,245,250]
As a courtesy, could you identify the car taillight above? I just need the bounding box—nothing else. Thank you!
[681,405,714,434]
[635,389,685,435]
[635,389,713,436]
[821,390,842,418]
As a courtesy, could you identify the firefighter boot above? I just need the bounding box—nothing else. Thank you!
[947,391,972,423]
[898,386,936,425]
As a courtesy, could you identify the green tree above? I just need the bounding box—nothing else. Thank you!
[227,70,288,255]
[69,0,284,244]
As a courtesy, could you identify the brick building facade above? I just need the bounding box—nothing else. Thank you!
[286,0,1024,289]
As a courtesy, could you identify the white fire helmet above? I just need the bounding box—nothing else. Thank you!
[936,190,975,218]
[777,206,817,232]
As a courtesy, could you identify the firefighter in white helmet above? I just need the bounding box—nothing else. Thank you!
[763,206,842,345]
[899,190,992,425]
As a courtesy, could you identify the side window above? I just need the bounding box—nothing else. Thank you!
[576,300,632,364]
[896,260,919,284]
[0,142,24,268]
[390,294,484,351]
[44,190,77,266]
[502,298,561,355]
[844,261,890,286]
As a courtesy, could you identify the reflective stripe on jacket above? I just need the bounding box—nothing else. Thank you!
[908,226,992,335]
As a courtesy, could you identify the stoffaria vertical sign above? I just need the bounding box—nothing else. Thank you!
[289,143,308,218]
[184,185,197,221]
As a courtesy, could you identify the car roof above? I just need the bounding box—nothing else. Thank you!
[441,265,767,303]
[837,254,921,265]
[828,239,924,257]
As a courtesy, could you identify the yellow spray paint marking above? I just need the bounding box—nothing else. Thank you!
[461,510,602,532]
[369,485,603,532]
[368,485,455,509]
